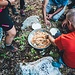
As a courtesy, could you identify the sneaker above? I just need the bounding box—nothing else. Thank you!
[5,45,18,52]
[13,11,19,15]
[12,7,19,15]
[58,57,66,67]
[20,9,25,16]
[52,61,63,68]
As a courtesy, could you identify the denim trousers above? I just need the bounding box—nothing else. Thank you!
[46,0,66,21]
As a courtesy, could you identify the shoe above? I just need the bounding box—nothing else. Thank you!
[20,9,25,16]
[52,61,63,68]
[13,11,19,15]
[58,57,66,67]
[5,45,18,52]
[12,8,19,15]
[58,57,64,64]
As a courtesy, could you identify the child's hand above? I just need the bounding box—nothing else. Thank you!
[45,19,51,26]
[48,14,53,19]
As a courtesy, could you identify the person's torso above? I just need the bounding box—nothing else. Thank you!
[61,31,75,68]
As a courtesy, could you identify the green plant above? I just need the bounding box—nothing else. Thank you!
[0,53,9,58]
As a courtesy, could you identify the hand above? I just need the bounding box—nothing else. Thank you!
[45,19,51,26]
[62,20,67,27]
[47,14,53,19]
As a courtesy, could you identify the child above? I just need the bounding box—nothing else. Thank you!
[0,0,18,52]
[42,0,68,25]
[48,9,75,68]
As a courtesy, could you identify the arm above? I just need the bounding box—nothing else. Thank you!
[42,0,50,25]
[49,34,64,50]
[48,35,56,46]
[48,6,64,19]
[53,6,64,16]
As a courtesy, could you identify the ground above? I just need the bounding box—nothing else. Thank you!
[0,0,75,75]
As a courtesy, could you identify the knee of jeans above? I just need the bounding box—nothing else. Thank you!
[46,6,52,13]
[52,15,60,21]
[52,7,66,21]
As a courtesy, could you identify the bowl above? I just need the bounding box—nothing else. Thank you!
[50,28,60,36]
[32,23,41,30]
[28,29,51,50]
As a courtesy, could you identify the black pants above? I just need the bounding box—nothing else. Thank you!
[9,0,25,10]
[20,0,25,9]
[0,8,14,31]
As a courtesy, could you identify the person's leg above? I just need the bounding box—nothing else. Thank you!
[5,26,16,45]
[45,0,54,14]
[1,8,18,52]
[52,57,65,68]
[20,0,25,16]
[52,6,66,21]
[52,50,66,68]
[5,26,18,52]
[20,0,25,9]
[11,5,18,15]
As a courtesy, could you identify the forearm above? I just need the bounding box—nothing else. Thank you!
[42,0,48,22]
[49,35,56,46]
[43,7,47,22]
[52,6,64,16]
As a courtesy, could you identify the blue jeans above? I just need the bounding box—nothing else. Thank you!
[46,0,66,21]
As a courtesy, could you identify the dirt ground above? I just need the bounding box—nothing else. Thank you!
[0,0,75,75]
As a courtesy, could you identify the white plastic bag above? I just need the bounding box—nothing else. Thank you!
[16,56,62,75]
[21,15,40,30]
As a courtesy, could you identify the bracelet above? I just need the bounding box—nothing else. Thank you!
[7,0,11,7]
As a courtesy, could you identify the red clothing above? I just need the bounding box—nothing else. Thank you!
[55,31,75,68]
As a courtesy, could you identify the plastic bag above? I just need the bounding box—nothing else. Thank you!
[16,56,62,75]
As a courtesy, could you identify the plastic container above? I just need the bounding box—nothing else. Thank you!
[15,56,62,75]
[32,23,41,30]
[28,29,51,50]
[50,28,60,36]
